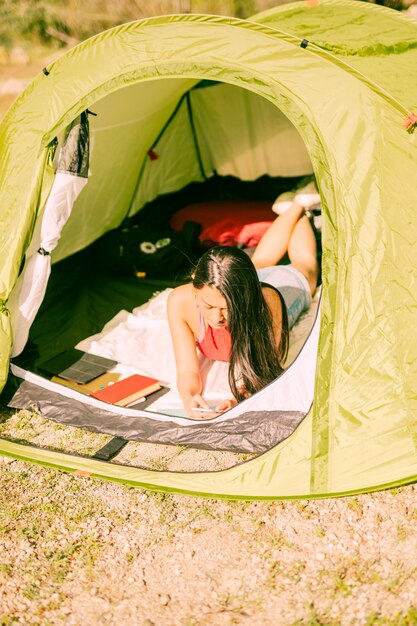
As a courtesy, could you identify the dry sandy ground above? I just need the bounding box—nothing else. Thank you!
[0,410,417,626]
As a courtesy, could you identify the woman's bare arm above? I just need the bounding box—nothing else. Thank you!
[167,285,210,416]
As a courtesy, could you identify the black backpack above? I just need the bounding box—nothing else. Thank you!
[91,220,202,279]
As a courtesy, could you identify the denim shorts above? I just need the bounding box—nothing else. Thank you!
[256,265,311,329]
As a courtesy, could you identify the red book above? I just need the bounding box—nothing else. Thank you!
[90,374,161,406]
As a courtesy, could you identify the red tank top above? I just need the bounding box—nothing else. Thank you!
[196,315,232,362]
[196,282,282,363]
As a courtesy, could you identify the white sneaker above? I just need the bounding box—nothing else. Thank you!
[272,179,321,215]
[272,191,295,215]
[294,181,321,208]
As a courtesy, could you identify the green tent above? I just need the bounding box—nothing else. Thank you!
[1,0,417,499]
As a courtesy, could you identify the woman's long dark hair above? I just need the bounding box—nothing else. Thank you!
[192,246,289,402]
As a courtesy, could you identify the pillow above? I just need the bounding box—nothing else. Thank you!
[169,200,274,231]
[199,219,273,248]
[169,200,274,247]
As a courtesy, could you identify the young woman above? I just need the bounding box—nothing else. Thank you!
[167,200,319,418]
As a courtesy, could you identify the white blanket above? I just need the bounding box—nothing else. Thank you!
[77,288,320,417]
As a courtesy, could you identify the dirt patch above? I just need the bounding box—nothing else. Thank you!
[1,408,417,625]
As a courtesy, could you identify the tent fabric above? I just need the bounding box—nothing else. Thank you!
[133,82,313,212]
[253,0,417,107]
[9,112,90,356]
[1,0,417,499]
[60,82,313,259]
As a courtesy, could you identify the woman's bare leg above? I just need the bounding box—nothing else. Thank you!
[287,215,319,295]
[251,202,305,268]
[252,201,319,295]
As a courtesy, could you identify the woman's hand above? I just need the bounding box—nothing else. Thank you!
[184,394,213,419]
[214,398,238,413]
[184,395,238,419]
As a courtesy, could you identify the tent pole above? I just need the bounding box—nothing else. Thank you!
[186,91,206,180]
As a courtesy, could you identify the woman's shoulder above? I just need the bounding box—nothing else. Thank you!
[167,283,199,335]
[169,282,193,301]
[167,283,195,317]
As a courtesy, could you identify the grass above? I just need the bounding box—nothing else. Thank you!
[365,608,417,625]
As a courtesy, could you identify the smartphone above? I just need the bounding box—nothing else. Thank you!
[193,406,218,413]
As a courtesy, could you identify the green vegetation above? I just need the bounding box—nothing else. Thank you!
[0,0,276,49]
[365,608,417,625]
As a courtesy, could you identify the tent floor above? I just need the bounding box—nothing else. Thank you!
[11,248,182,376]
[3,243,309,455]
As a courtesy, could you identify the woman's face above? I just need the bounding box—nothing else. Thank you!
[195,285,228,328]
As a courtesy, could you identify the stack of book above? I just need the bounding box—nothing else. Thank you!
[39,349,162,407]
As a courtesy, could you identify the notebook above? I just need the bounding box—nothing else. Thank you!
[90,373,161,407]
[38,349,117,384]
